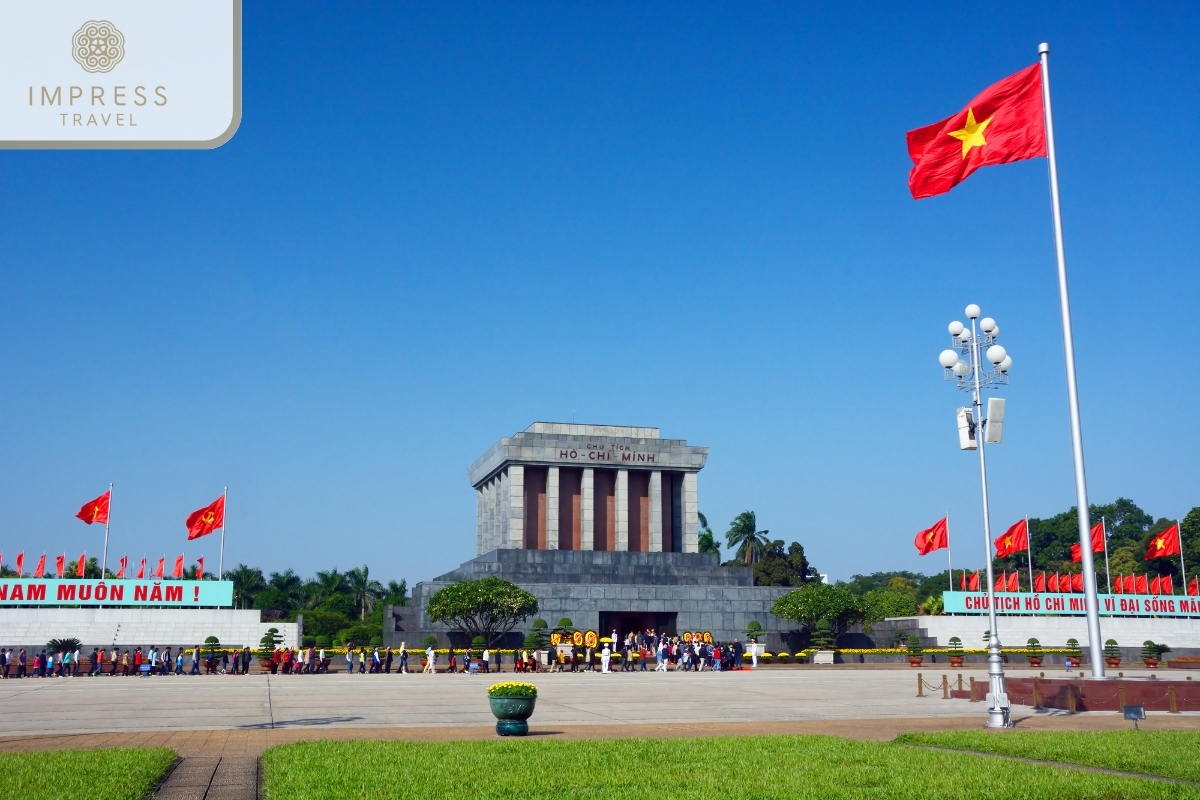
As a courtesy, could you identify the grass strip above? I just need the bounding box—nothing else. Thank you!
[0,747,176,800]
[897,730,1200,783]
[261,735,1197,799]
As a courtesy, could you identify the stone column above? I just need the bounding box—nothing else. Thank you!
[648,471,663,552]
[581,468,595,550]
[498,470,509,549]
[476,487,485,555]
[546,467,560,550]
[508,465,525,548]
[682,472,699,553]
[615,469,629,551]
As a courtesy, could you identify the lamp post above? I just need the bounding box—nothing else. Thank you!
[938,303,1013,728]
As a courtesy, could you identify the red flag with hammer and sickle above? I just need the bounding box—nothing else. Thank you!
[76,490,111,525]
[186,496,225,540]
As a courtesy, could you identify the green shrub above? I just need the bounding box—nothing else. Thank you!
[522,633,541,650]
[947,636,962,654]
[47,637,82,653]
[303,609,352,637]
[1026,638,1042,656]
[906,635,923,656]
[204,635,220,646]
[744,620,765,640]
[1104,639,1120,659]
[315,636,331,648]
[370,636,383,646]
[257,627,282,660]
[422,635,438,649]
[1065,638,1081,657]
[810,619,835,650]
[302,635,315,647]
[1141,641,1169,660]
[471,636,486,655]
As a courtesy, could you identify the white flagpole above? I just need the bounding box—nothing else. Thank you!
[946,513,953,591]
[101,482,112,578]
[219,487,227,581]
[1178,520,1187,596]
[1102,516,1111,593]
[1025,515,1033,592]
[1040,42,1104,678]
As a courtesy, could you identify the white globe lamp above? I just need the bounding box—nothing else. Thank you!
[965,304,981,319]
[948,321,964,336]
[999,355,1013,372]
[987,344,1007,364]
[939,349,960,368]
[953,360,971,377]
[979,317,996,333]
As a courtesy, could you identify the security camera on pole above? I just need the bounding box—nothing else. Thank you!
[938,303,1013,728]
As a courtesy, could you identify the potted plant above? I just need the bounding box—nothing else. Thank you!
[947,637,964,668]
[1065,638,1082,668]
[1104,639,1121,668]
[777,651,790,664]
[257,628,282,672]
[488,681,537,736]
[759,652,773,664]
[1142,641,1170,668]
[1025,638,1043,667]
[906,634,924,667]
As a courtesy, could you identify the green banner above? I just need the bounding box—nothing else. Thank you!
[0,579,232,607]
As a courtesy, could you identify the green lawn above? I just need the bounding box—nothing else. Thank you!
[898,730,1200,783]
[261,736,1196,799]
[0,747,176,800]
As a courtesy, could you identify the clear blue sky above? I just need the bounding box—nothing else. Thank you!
[2,2,1197,586]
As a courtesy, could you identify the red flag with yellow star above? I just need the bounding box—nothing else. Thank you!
[907,63,1046,199]
[913,517,948,555]
[994,519,1028,558]
[1145,524,1181,561]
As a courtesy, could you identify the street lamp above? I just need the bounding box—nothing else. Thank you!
[939,303,1013,728]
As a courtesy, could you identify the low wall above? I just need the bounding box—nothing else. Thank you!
[0,608,298,650]
[879,615,1200,650]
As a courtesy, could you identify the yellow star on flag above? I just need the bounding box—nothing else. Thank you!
[947,108,994,159]
[1155,536,1167,552]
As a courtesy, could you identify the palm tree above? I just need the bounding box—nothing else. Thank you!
[227,564,266,609]
[384,579,408,606]
[305,569,350,608]
[697,513,721,555]
[346,564,385,620]
[725,510,770,565]
[268,569,306,609]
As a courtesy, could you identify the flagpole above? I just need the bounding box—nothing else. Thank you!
[1102,516,1111,593]
[219,487,227,581]
[102,483,112,578]
[1179,520,1187,597]
[1039,42,1104,679]
[1024,515,1033,593]
[946,513,953,592]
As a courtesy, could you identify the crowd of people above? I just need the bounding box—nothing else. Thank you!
[0,645,254,677]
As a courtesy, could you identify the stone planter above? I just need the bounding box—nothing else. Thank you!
[1066,657,1081,667]
[1027,657,1043,667]
[948,656,964,668]
[1144,658,1159,669]
[489,695,537,736]
[1105,657,1121,668]
[258,659,273,672]
[907,656,923,667]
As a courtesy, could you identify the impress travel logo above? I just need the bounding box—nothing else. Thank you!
[0,2,242,149]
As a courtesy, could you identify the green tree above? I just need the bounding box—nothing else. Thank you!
[67,557,103,579]
[751,540,818,586]
[346,565,385,620]
[305,569,350,608]
[771,583,862,635]
[697,512,720,555]
[383,579,408,607]
[227,564,266,609]
[303,609,351,638]
[861,589,918,623]
[725,510,770,565]
[426,577,538,648]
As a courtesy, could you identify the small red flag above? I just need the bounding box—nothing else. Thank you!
[116,555,128,578]
[75,490,111,525]
[1048,572,1059,592]
[15,552,23,576]
[1190,577,1198,597]
[55,554,65,578]
[968,571,979,591]
[1070,543,1082,563]
[994,520,1028,558]
[1072,572,1084,592]
[1149,575,1161,595]
[187,495,226,541]
[1007,571,1019,592]
[913,517,948,555]
[33,554,45,577]
[153,557,165,579]
[1034,572,1046,592]
[994,571,1005,592]
[172,555,184,578]
[76,553,86,578]
[197,556,205,578]
[1136,574,1149,595]
[1113,574,1123,594]
[1146,525,1181,561]
[1091,522,1105,552]
[136,557,146,579]
[1124,574,1135,594]
[907,63,1047,199]
[1162,576,1174,595]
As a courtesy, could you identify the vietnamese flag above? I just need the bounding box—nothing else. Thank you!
[1136,574,1149,595]
[1146,525,1181,561]
[1124,574,1136,594]
[908,63,1047,199]
[994,520,1028,559]
[153,557,165,579]
[968,571,980,591]
[76,553,86,578]
[187,495,226,541]
[913,517,948,555]
[1149,575,1161,595]
[55,554,65,578]
[1072,572,1084,592]
[75,490,111,525]
[172,555,184,578]
[116,555,127,578]
[1189,577,1198,597]
[1034,572,1046,592]
[1073,523,1106,562]
[1007,571,1019,592]
[136,557,146,579]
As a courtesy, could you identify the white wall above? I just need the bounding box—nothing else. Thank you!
[897,615,1200,649]
[0,608,298,649]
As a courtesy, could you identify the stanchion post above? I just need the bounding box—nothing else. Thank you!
[917,673,925,697]
[942,675,949,699]
[1169,684,1179,714]
[957,674,963,692]
[1032,679,1040,709]
[1067,683,1077,714]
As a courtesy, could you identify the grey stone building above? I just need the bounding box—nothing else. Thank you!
[391,423,797,649]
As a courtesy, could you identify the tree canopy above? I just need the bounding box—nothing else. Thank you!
[749,540,819,586]
[697,512,721,555]
[725,510,770,564]
[771,583,862,634]
[425,577,538,647]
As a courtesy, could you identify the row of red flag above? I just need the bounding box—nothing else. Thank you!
[75,490,226,540]
[957,568,1198,596]
[916,517,1184,564]
[0,552,206,579]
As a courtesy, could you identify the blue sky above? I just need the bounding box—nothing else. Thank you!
[1,2,1197,586]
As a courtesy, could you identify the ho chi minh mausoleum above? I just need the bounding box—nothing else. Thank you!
[392,423,795,649]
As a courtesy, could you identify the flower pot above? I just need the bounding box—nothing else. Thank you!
[948,656,964,668]
[907,656,923,667]
[1144,658,1159,669]
[257,659,272,672]
[1105,657,1121,668]
[1066,657,1081,667]
[1027,657,1043,667]
[489,695,537,736]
